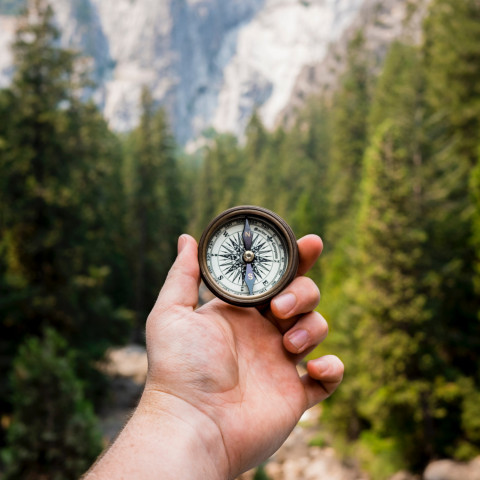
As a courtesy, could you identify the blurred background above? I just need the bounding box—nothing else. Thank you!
[0,0,479,478]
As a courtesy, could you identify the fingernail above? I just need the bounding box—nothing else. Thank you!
[287,329,309,352]
[177,234,188,255]
[273,293,296,315]
[313,357,331,374]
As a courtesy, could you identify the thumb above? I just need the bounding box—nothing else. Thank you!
[154,234,200,312]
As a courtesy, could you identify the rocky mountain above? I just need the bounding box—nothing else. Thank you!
[280,0,430,127]
[0,0,427,145]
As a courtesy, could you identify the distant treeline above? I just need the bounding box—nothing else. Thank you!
[0,0,479,478]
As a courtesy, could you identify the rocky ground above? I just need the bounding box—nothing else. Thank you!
[236,405,366,480]
[99,345,480,480]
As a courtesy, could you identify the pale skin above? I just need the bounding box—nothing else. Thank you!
[85,233,344,480]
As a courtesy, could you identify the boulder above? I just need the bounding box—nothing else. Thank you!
[424,457,480,480]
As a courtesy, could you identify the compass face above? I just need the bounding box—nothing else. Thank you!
[198,206,299,307]
[206,217,287,297]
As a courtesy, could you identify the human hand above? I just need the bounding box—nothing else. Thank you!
[86,234,343,480]
[145,233,343,476]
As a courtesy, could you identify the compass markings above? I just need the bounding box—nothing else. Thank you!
[207,218,288,295]
[218,232,244,285]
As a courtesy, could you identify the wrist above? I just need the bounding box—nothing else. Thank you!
[139,387,230,478]
[86,387,230,480]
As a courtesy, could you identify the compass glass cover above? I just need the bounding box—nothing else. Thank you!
[205,216,288,297]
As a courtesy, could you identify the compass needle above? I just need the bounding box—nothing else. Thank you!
[245,263,255,295]
[242,218,253,250]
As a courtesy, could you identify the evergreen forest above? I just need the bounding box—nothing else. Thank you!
[0,0,479,478]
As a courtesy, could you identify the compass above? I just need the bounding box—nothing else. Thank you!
[198,206,299,307]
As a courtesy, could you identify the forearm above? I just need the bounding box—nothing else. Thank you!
[84,390,229,480]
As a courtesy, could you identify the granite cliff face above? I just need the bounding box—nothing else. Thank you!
[0,0,426,144]
[279,0,430,127]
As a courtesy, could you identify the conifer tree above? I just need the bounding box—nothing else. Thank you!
[326,39,480,471]
[0,0,130,436]
[423,0,480,166]
[421,1,480,460]
[244,110,268,170]
[325,32,372,244]
[422,0,480,382]
[125,87,185,330]
[238,111,271,208]
[318,33,373,361]
[352,118,480,469]
[242,125,285,214]
[472,156,480,297]
[1,328,102,480]
[322,48,426,461]
[353,119,431,470]
[189,132,243,235]
[285,100,330,239]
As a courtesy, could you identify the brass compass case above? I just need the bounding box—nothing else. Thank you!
[198,206,299,307]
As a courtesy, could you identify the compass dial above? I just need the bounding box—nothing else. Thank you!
[198,206,299,307]
[206,217,287,296]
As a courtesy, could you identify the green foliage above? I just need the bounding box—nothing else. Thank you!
[0,0,130,367]
[189,131,244,236]
[472,153,480,296]
[318,19,479,470]
[1,0,480,476]
[356,431,404,480]
[325,31,372,245]
[423,0,480,165]
[421,1,479,378]
[308,432,328,448]
[422,0,480,386]
[187,22,480,472]
[1,328,102,479]
[124,87,186,330]
[189,99,331,248]
[0,0,131,453]
[316,35,374,379]
[315,15,480,474]
[354,119,432,468]
[253,463,271,480]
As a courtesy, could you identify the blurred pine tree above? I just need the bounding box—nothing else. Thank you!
[1,328,102,480]
[189,132,243,236]
[325,31,372,245]
[0,0,130,445]
[422,0,480,396]
[124,87,186,333]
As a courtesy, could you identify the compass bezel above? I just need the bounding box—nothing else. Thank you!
[198,205,299,307]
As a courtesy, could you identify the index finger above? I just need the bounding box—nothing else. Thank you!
[296,234,323,276]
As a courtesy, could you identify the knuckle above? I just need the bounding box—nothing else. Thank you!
[303,277,320,299]
[292,276,320,305]
[306,312,328,340]
[316,312,328,334]
[313,284,321,304]
[327,355,345,378]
